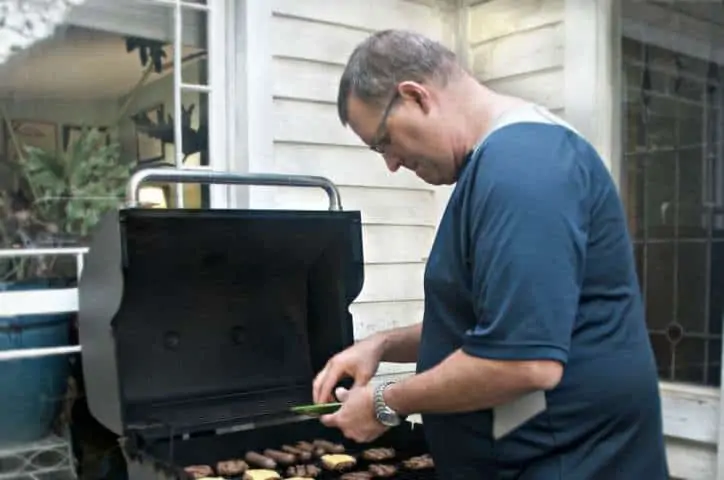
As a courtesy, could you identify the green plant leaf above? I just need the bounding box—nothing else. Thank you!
[2,124,132,280]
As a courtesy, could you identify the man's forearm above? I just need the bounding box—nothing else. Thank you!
[383,349,561,416]
[370,323,422,363]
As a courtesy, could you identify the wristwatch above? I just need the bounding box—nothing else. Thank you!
[373,381,403,427]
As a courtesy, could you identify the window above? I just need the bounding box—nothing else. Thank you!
[0,1,227,476]
[0,0,224,279]
[619,1,724,386]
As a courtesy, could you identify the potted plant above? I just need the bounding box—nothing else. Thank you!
[0,121,132,446]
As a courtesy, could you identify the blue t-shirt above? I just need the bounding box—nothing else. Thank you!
[417,108,669,479]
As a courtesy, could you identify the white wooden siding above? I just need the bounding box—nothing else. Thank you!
[467,0,565,113]
[658,383,718,479]
[267,0,448,376]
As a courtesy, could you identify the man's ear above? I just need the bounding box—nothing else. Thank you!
[397,81,431,114]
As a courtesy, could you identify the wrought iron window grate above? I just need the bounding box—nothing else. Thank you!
[622,36,724,386]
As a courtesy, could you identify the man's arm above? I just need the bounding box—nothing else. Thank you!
[370,323,422,364]
[384,350,561,416]
[313,323,422,403]
[381,131,588,416]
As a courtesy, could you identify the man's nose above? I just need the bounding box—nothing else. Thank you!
[383,152,402,172]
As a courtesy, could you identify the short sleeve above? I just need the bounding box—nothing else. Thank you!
[462,132,589,365]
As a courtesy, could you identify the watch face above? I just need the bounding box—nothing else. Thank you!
[378,410,401,427]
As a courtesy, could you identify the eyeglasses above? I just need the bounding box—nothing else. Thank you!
[369,91,400,154]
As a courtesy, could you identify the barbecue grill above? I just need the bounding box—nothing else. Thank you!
[77,170,436,480]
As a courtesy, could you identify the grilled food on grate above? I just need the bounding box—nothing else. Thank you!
[246,451,277,469]
[243,468,281,480]
[216,459,248,475]
[184,465,214,478]
[361,448,396,461]
[313,439,346,453]
[294,441,326,458]
[286,463,321,478]
[264,448,296,465]
[295,441,315,452]
[282,444,313,462]
[340,472,372,480]
[368,463,398,477]
[402,454,435,470]
[182,445,435,480]
[320,453,357,471]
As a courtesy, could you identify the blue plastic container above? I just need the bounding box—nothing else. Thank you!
[0,280,71,446]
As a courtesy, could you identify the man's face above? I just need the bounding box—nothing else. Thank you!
[346,83,456,185]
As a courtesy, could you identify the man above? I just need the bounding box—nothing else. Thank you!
[312,30,669,479]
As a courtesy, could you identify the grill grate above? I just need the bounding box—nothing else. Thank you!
[124,418,437,480]
[126,450,437,480]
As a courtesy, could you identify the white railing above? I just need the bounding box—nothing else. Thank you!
[0,247,87,362]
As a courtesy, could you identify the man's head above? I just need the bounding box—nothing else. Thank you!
[337,30,474,185]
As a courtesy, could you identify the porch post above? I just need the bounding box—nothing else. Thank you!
[563,0,621,183]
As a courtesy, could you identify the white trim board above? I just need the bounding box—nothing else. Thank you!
[660,382,719,445]
[229,0,274,209]
[206,0,230,207]
[666,436,716,480]
[0,288,78,316]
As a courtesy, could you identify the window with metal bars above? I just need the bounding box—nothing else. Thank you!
[0,1,216,282]
[621,36,724,387]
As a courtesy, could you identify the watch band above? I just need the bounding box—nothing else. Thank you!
[374,381,390,408]
[373,381,402,426]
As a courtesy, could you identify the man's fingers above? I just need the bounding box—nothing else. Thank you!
[320,413,337,427]
[313,359,373,404]
[319,366,341,403]
[335,387,350,402]
[352,373,372,389]
[314,363,343,404]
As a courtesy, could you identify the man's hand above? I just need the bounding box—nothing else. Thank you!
[320,385,389,443]
[313,337,385,404]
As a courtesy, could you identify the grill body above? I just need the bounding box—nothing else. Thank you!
[78,207,364,434]
[77,171,435,479]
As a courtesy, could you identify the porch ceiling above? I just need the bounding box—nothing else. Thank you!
[0,26,194,100]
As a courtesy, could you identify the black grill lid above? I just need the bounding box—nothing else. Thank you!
[78,171,364,438]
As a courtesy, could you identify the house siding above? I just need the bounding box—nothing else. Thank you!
[467,0,565,115]
[266,0,453,377]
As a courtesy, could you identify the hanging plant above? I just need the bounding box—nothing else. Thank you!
[0,60,157,282]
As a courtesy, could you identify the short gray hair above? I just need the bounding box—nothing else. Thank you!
[337,30,461,126]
